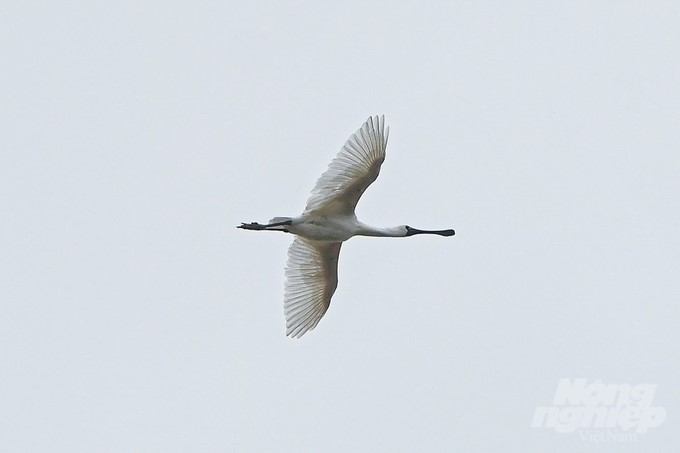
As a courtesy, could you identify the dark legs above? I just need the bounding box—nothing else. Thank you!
[237,219,292,231]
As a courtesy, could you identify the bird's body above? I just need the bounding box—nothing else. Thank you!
[257,215,412,241]
[239,116,455,337]
[289,215,357,242]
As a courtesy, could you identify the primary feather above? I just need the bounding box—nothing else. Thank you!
[303,115,389,216]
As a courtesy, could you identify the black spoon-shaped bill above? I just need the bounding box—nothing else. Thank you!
[405,226,455,237]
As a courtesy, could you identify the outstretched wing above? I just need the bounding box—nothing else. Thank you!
[284,237,342,338]
[303,115,389,216]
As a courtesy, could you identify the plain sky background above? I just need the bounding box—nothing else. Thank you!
[1,1,679,452]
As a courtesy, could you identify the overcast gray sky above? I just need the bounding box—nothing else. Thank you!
[1,1,679,452]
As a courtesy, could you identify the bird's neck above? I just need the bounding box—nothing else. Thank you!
[355,222,405,238]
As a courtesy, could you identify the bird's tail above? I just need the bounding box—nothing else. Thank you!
[269,217,292,225]
[266,217,293,231]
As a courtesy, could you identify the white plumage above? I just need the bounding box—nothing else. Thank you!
[239,116,455,338]
[284,238,341,338]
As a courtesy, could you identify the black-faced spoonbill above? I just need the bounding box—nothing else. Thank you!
[238,116,455,337]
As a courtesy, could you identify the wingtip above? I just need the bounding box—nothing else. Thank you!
[285,327,303,339]
[365,115,388,144]
[367,114,385,123]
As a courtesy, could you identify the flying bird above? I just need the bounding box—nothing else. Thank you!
[238,116,455,337]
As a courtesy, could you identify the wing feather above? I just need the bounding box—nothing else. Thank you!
[303,115,389,216]
[284,237,342,338]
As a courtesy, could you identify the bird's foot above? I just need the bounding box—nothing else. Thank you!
[237,222,267,230]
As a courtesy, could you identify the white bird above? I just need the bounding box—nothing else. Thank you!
[238,116,455,338]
